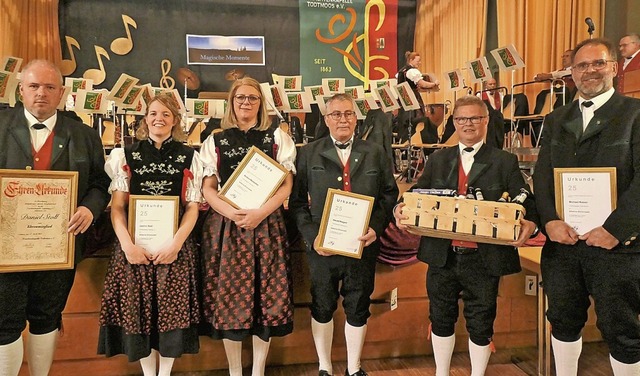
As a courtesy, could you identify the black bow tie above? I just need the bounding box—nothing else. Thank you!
[335,141,351,150]
[582,101,594,108]
[463,146,474,152]
[32,123,46,130]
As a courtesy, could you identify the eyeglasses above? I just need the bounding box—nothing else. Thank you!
[453,116,486,125]
[234,94,261,104]
[572,59,615,73]
[327,111,357,121]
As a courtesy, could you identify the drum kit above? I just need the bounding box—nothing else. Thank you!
[175,67,244,147]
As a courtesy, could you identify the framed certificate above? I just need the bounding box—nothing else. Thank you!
[317,188,374,259]
[0,169,78,273]
[128,195,179,254]
[554,167,617,235]
[219,146,289,209]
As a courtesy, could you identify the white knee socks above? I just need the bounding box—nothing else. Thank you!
[0,336,23,376]
[345,322,367,375]
[431,332,455,376]
[27,330,58,376]
[469,339,491,376]
[311,318,334,375]
[551,335,582,376]
[251,336,271,376]
[139,349,157,376]
[158,353,175,376]
[610,355,640,376]
[223,339,244,376]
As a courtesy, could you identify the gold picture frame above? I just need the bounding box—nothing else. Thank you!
[128,195,179,254]
[0,169,78,272]
[219,146,289,210]
[554,167,617,235]
[317,188,375,259]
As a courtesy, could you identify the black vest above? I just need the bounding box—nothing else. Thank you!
[214,127,277,186]
[125,139,195,197]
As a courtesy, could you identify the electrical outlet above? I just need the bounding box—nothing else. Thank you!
[525,275,537,296]
[390,287,398,310]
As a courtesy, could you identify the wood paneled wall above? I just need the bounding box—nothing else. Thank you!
[18,247,601,375]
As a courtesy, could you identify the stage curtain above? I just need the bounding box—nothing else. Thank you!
[496,0,605,109]
[0,0,61,65]
[414,0,488,105]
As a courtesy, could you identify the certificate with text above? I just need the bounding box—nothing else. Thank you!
[219,146,289,209]
[128,195,179,255]
[554,167,617,235]
[317,189,374,259]
[0,169,78,272]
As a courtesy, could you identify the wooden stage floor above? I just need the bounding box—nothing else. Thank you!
[175,341,613,376]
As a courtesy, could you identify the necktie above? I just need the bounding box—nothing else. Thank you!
[463,146,474,152]
[32,123,46,130]
[335,141,350,150]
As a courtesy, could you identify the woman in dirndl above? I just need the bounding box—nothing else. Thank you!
[200,76,295,376]
[98,93,203,376]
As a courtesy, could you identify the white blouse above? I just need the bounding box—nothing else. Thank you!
[199,126,297,182]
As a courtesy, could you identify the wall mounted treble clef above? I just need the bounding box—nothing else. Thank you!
[159,59,175,89]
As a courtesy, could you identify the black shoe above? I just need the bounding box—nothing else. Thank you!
[344,369,368,376]
[319,370,332,376]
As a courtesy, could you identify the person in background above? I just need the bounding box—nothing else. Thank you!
[534,37,640,376]
[476,78,506,148]
[289,93,398,376]
[534,49,573,82]
[534,49,576,105]
[616,33,640,93]
[394,96,537,376]
[97,94,202,376]
[396,51,440,142]
[199,77,296,376]
[477,78,503,111]
[0,59,110,376]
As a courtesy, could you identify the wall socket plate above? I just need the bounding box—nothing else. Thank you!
[390,287,398,310]
[525,275,537,296]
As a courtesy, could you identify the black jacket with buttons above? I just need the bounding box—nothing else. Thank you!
[289,136,399,257]
[533,92,640,249]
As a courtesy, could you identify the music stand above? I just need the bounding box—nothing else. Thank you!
[393,82,422,183]
[402,111,416,182]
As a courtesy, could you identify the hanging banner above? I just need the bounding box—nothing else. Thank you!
[299,0,398,88]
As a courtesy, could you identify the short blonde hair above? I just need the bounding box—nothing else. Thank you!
[453,95,489,117]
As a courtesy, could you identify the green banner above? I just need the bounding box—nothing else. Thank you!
[299,0,398,88]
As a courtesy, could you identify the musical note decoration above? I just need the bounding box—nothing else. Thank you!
[83,46,110,85]
[60,36,80,76]
[110,15,137,56]
[159,59,175,89]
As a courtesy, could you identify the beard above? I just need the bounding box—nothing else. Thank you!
[576,73,614,98]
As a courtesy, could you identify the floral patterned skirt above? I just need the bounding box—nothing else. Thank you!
[98,238,200,361]
[200,208,294,341]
